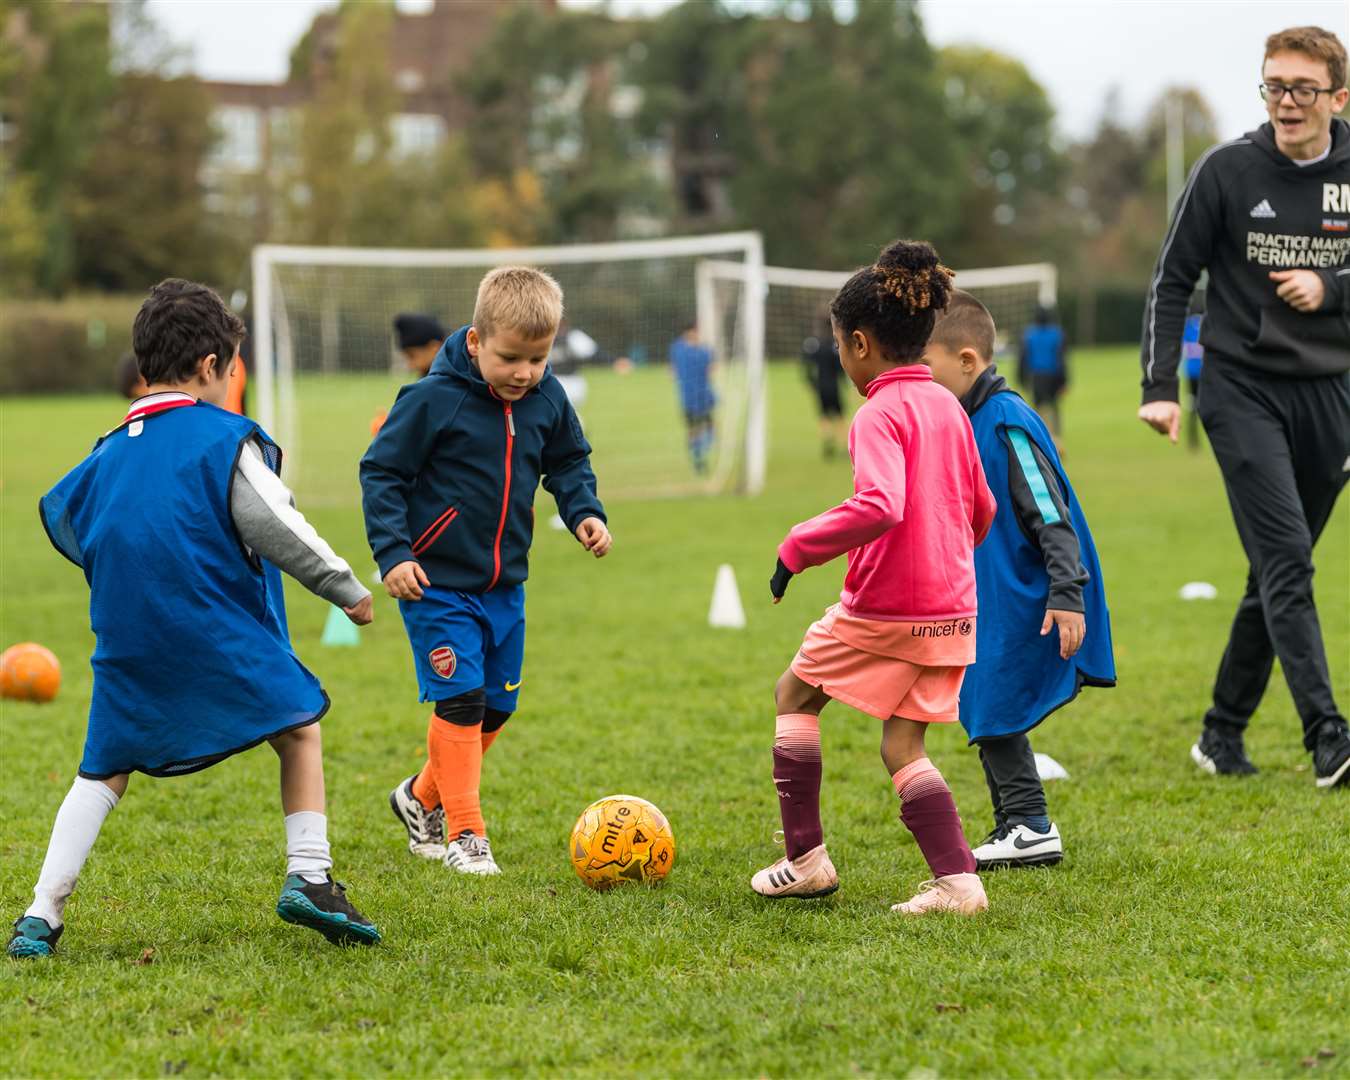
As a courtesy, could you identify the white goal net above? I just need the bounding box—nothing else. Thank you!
[699,260,1058,367]
[250,233,767,507]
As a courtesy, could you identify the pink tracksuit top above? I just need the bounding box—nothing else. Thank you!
[778,364,997,621]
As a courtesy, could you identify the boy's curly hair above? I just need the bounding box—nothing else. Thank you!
[830,240,955,362]
[133,279,245,385]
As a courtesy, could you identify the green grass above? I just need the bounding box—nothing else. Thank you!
[1,350,1346,1078]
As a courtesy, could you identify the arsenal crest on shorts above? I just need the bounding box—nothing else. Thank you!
[429,645,457,679]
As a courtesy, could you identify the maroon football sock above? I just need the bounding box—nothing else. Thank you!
[893,757,976,877]
[773,713,823,860]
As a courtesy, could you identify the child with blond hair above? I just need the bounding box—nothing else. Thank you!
[363,267,611,875]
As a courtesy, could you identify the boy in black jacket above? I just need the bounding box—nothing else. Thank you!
[361,267,611,873]
[1138,25,1349,789]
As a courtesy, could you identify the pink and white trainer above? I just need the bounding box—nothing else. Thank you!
[890,872,988,915]
[751,844,839,899]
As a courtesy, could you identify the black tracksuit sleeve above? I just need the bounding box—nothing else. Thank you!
[1140,154,1224,405]
[1004,427,1088,612]
[1315,266,1350,312]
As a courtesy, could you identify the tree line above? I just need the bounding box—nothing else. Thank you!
[2,0,1219,333]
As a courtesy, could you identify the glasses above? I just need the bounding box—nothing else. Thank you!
[1259,82,1337,106]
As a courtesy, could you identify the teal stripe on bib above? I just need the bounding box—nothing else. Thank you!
[1008,428,1061,525]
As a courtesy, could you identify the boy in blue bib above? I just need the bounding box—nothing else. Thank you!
[10,280,380,959]
[926,291,1116,870]
[363,266,610,876]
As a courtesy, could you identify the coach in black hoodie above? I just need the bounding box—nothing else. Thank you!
[1139,26,1350,789]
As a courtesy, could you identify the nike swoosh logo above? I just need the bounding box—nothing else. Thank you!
[1012,832,1057,849]
[504,680,522,692]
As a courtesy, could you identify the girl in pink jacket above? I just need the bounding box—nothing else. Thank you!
[755,240,998,916]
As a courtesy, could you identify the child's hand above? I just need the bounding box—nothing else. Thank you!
[575,517,612,558]
[344,595,374,625]
[384,560,430,600]
[769,558,794,604]
[1041,608,1085,659]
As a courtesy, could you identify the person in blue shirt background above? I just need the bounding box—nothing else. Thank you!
[1181,289,1206,452]
[1018,305,1068,444]
[670,321,717,475]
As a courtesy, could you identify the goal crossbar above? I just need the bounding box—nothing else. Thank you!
[699,260,1057,306]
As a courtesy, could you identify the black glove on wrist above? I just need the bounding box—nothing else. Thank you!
[769,558,794,600]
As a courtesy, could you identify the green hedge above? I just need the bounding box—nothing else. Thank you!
[1061,283,1147,347]
[0,295,143,394]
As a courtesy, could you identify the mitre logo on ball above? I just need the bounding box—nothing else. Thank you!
[429,645,456,679]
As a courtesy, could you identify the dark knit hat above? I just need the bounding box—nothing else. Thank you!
[393,313,446,350]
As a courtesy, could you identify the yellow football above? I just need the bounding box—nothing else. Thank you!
[568,794,675,891]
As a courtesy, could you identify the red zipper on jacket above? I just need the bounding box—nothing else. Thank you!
[486,402,514,590]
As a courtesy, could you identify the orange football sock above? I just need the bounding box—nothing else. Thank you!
[481,729,501,754]
[410,714,440,809]
[429,716,485,837]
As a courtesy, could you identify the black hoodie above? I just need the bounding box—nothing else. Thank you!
[1140,118,1350,404]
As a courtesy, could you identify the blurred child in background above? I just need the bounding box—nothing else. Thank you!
[1018,305,1068,444]
[802,309,847,459]
[670,321,717,475]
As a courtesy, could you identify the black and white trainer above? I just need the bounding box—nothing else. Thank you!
[1312,721,1350,790]
[1190,725,1258,777]
[388,776,447,860]
[443,830,500,875]
[972,822,1063,870]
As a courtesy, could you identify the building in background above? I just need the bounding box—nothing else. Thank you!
[200,0,552,239]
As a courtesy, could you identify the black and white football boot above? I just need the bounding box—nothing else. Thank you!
[389,776,447,860]
[972,822,1063,870]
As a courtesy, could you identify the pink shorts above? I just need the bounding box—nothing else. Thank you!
[790,617,966,723]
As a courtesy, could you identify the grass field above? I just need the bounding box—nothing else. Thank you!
[1,349,1346,1078]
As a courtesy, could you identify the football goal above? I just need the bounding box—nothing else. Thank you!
[250,232,767,507]
[697,259,1058,368]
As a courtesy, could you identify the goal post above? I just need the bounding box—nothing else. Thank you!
[250,232,768,506]
[697,259,1058,365]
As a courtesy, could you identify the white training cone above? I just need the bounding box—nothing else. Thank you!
[1033,753,1069,781]
[708,564,747,629]
[1179,581,1218,601]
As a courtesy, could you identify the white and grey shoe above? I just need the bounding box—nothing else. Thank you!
[444,830,500,875]
[972,822,1063,870]
[388,776,447,860]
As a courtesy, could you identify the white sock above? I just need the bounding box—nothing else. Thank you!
[284,811,331,884]
[26,777,120,927]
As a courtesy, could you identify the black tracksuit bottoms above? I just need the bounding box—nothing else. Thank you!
[1197,360,1350,751]
[978,734,1046,828]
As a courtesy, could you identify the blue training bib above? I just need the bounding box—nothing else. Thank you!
[40,403,328,778]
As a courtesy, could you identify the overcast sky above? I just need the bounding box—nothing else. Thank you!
[145,0,1348,140]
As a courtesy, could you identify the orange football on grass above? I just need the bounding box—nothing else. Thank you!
[0,642,62,703]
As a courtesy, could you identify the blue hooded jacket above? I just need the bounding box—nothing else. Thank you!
[360,326,605,593]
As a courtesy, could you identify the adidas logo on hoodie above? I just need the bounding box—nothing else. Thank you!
[1249,198,1277,219]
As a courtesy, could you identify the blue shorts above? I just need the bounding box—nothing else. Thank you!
[399,585,525,713]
